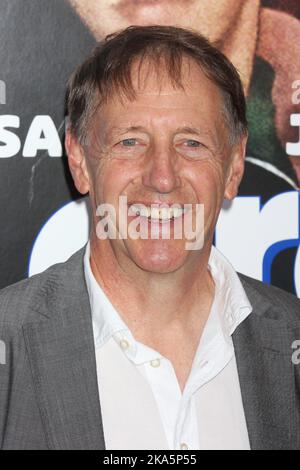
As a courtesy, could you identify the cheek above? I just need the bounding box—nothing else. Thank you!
[188,162,227,235]
[186,160,226,204]
[92,159,140,205]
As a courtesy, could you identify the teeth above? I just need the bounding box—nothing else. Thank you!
[130,205,184,220]
[141,207,150,217]
[151,207,160,219]
[173,207,180,218]
[160,208,167,219]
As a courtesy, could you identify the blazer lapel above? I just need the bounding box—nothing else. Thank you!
[22,248,105,450]
[233,278,299,450]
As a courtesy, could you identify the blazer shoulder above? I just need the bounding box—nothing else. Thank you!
[239,273,300,324]
[0,246,86,328]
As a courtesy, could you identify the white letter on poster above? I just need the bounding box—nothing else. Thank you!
[23,116,62,157]
[0,115,21,158]
[286,114,300,156]
[215,192,299,281]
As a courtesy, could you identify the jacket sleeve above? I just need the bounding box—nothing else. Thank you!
[0,321,23,448]
[0,318,48,449]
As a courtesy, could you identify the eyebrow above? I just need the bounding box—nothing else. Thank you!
[110,125,152,134]
[175,126,202,135]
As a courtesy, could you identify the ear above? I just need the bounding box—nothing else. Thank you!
[224,134,248,201]
[65,129,90,195]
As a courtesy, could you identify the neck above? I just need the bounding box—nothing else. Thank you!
[89,231,215,337]
[219,0,260,96]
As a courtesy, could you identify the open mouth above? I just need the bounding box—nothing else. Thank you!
[128,204,188,223]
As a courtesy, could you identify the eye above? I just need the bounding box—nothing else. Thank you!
[112,137,146,158]
[185,139,201,147]
[175,138,208,160]
[120,138,137,146]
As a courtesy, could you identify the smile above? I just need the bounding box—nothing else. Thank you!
[128,204,187,222]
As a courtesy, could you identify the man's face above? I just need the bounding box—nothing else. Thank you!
[68,0,244,41]
[72,59,245,274]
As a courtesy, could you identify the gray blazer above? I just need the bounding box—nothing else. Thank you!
[0,246,300,450]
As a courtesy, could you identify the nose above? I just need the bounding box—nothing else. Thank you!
[142,144,181,194]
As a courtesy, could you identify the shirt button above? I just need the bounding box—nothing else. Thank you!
[150,358,161,368]
[180,443,189,450]
[119,339,130,350]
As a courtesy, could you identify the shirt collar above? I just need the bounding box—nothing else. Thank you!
[84,241,252,354]
[208,245,252,338]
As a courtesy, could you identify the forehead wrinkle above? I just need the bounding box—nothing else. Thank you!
[109,125,148,134]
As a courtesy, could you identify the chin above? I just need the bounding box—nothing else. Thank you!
[127,241,187,274]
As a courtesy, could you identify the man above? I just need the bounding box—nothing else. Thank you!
[0,26,299,450]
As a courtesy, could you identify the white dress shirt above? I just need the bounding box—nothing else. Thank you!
[84,241,252,450]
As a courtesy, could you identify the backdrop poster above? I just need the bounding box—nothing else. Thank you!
[0,0,299,295]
